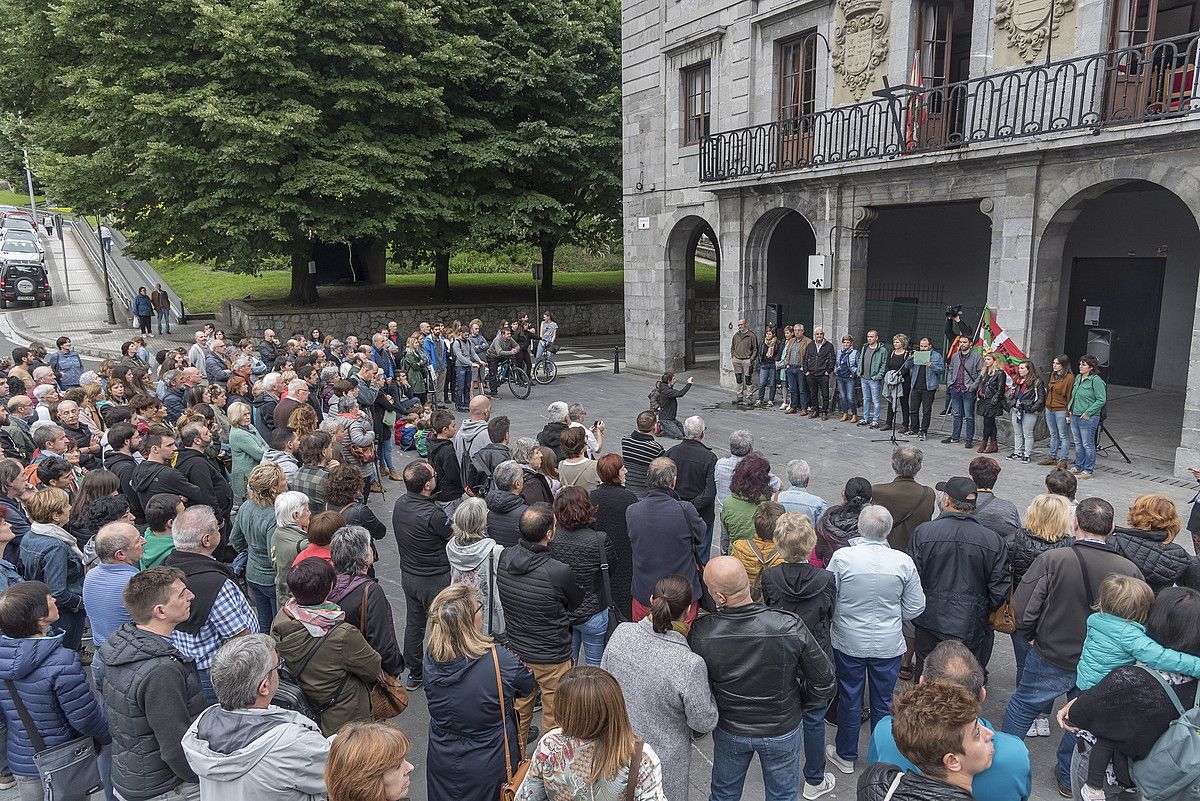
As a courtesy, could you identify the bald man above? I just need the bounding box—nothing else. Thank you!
[690,556,836,801]
[453,394,493,468]
[83,521,146,688]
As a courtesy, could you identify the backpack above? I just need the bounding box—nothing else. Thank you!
[415,429,430,457]
[746,540,777,602]
[467,449,497,497]
[648,383,663,413]
[1130,666,1200,801]
[272,623,351,724]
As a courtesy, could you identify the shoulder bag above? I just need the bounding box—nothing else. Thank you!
[357,584,409,720]
[274,622,350,721]
[494,645,531,801]
[4,679,101,801]
[623,740,645,801]
[599,541,625,643]
[988,573,1018,634]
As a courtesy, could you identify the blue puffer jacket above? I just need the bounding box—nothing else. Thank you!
[1076,611,1200,691]
[0,634,111,777]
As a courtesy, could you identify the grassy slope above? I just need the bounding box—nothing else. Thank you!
[154,259,719,314]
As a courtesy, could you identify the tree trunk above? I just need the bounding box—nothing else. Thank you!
[434,250,451,300]
[540,237,557,296]
[288,238,318,305]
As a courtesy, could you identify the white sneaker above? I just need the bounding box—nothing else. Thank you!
[1036,716,1051,737]
[1081,784,1107,801]
[825,744,854,774]
[1027,722,1039,737]
[803,773,836,800]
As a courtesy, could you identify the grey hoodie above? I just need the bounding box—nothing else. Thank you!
[452,419,490,468]
[182,705,330,801]
[446,537,506,637]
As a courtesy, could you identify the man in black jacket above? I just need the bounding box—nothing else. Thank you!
[105,422,142,519]
[174,422,233,525]
[627,458,706,618]
[130,430,205,514]
[908,477,1008,675]
[496,502,582,746]
[689,556,835,801]
[858,681,994,801]
[537,401,570,460]
[485,461,526,548]
[665,415,717,562]
[802,326,836,420]
[391,460,454,691]
[100,566,208,801]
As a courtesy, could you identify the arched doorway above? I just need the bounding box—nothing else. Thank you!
[1033,179,1200,466]
[746,209,818,333]
[665,216,720,369]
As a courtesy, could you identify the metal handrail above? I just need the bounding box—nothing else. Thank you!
[700,32,1200,182]
[69,215,132,319]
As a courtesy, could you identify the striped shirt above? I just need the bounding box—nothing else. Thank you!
[620,432,665,499]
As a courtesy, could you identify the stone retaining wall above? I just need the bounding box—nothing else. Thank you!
[222,298,718,338]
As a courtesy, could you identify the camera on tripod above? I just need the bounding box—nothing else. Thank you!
[945,304,963,319]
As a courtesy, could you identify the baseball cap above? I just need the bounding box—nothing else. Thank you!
[936,477,978,504]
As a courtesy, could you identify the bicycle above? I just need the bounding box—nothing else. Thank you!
[531,352,558,385]
[479,360,531,399]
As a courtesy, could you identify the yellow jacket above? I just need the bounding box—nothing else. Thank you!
[731,537,784,599]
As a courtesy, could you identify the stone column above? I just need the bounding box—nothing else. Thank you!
[1176,210,1200,477]
[846,206,877,339]
[717,193,750,389]
[984,168,1040,360]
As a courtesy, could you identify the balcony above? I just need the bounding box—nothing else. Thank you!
[699,32,1200,183]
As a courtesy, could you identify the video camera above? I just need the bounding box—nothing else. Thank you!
[945,304,963,319]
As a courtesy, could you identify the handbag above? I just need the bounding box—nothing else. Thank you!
[357,584,409,719]
[3,679,101,801]
[493,645,530,801]
[349,442,377,464]
[988,575,1018,634]
[599,542,625,643]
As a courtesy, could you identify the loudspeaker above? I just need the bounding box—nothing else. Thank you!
[765,303,783,332]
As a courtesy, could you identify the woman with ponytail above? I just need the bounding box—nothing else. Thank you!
[423,583,534,801]
[813,476,873,567]
[601,574,718,801]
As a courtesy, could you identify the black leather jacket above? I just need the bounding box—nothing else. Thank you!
[858,763,974,801]
[689,603,834,737]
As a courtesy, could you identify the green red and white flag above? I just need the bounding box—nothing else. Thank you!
[973,305,1028,376]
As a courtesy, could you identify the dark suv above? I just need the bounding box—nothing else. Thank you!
[0,262,52,307]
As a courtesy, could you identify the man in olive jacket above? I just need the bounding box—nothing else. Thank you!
[690,556,835,801]
[100,567,207,801]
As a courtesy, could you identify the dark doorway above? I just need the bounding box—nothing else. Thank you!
[684,226,719,369]
[765,210,816,330]
[1065,257,1165,388]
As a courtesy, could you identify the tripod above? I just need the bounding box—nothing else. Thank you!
[1096,423,1131,464]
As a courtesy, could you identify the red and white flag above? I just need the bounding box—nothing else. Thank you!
[973,305,1028,376]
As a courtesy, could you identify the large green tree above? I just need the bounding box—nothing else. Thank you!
[31,0,445,304]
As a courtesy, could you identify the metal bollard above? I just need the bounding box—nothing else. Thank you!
[613,346,620,374]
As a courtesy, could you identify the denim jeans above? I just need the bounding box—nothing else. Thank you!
[658,418,683,439]
[711,725,802,801]
[802,704,829,785]
[757,364,778,403]
[156,308,170,334]
[380,435,396,472]
[455,365,473,408]
[1011,410,1038,457]
[833,649,901,761]
[1047,410,1071,461]
[949,388,977,441]
[836,376,857,414]
[198,669,217,706]
[860,379,882,423]
[536,341,554,365]
[1070,415,1100,472]
[571,608,609,666]
[1010,634,1053,715]
[248,581,277,634]
[1001,646,1078,786]
[786,367,806,409]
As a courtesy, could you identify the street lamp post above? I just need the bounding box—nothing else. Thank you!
[21,149,36,224]
[96,216,116,324]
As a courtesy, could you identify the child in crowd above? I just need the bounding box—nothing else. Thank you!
[140,492,184,569]
[1076,574,1200,801]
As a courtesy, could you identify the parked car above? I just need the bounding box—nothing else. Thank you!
[2,211,37,232]
[0,238,43,265]
[0,230,43,254]
[0,262,51,307]
[0,218,35,238]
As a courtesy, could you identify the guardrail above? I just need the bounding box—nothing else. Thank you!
[69,215,133,321]
[105,227,185,323]
[700,32,1200,182]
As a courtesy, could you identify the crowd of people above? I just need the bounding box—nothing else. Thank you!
[0,316,1194,801]
[718,314,1108,479]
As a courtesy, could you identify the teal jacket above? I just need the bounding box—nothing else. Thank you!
[1068,374,1106,418]
[858,343,888,381]
[1077,611,1200,690]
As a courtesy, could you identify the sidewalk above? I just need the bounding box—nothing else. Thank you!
[8,224,193,359]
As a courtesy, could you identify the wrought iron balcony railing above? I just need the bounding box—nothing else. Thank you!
[699,32,1200,182]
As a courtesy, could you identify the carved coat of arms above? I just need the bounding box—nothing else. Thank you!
[833,0,890,100]
[994,0,1075,62]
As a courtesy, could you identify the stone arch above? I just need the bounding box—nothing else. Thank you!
[744,207,819,332]
[664,215,720,370]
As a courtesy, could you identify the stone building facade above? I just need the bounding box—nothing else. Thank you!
[622,0,1200,474]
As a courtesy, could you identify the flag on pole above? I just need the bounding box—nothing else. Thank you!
[973,305,1028,376]
[905,50,924,149]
